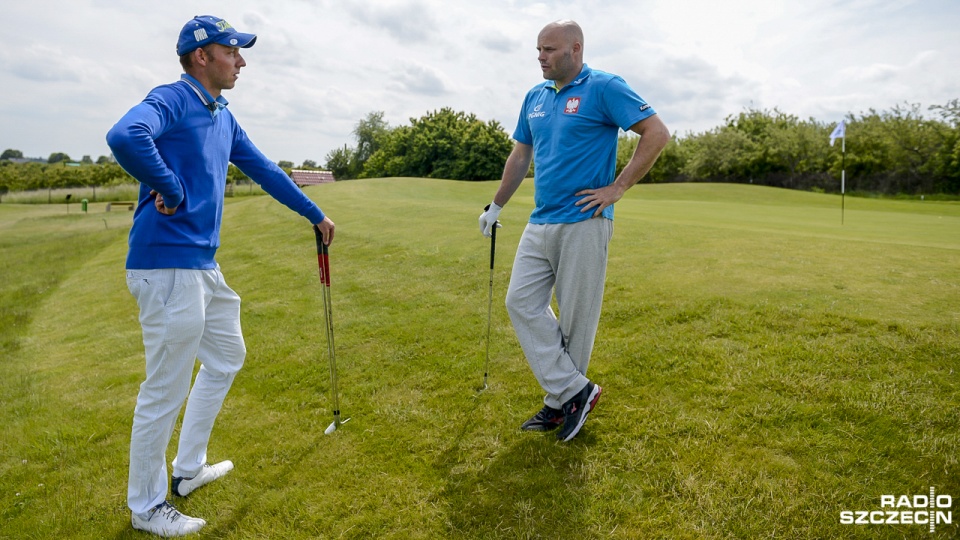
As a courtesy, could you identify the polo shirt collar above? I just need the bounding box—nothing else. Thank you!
[180,74,229,117]
[547,64,592,92]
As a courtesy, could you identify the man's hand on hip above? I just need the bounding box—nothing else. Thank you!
[149,190,178,215]
[575,184,625,218]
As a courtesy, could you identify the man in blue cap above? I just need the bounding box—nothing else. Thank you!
[108,15,336,537]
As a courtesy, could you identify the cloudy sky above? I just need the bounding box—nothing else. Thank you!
[2,0,958,165]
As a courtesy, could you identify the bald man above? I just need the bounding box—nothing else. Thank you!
[478,20,669,442]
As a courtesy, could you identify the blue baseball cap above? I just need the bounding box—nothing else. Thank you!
[176,15,257,56]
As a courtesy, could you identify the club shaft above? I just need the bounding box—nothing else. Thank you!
[484,223,497,386]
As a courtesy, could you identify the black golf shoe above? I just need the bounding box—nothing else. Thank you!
[556,382,602,442]
[520,404,564,431]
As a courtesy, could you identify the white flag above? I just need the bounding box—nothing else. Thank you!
[829,120,846,147]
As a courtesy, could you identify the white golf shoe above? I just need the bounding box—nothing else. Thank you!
[131,501,205,537]
[172,460,234,497]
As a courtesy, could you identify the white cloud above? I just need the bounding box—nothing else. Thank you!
[3,47,83,83]
[343,1,439,43]
[843,50,938,84]
[0,0,958,164]
[478,31,522,54]
[388,63,451,96]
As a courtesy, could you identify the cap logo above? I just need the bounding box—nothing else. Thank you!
[178,17,251,55]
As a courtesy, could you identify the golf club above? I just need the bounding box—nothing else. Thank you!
[482,221,500,390]
[314,225,350,434]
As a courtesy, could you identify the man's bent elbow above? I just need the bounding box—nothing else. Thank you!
[639,116,670,153]
[105,124,139,164]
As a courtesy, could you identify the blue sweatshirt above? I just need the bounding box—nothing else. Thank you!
[106,74,325,270]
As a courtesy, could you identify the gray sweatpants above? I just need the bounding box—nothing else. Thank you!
[505,218,613,409]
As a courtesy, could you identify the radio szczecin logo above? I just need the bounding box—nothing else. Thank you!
[840,487,953,533]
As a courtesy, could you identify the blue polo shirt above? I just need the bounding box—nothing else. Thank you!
[513,64,656,223]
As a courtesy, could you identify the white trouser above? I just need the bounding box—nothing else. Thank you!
[505,218,613,409]
[125,267,245,515]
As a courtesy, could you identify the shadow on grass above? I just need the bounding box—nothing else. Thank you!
[437,416,598,539]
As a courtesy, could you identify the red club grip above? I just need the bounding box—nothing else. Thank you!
[314,225,330,286]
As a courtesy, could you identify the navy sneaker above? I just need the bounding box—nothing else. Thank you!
[556,382,602,442]
[520,405,564,431]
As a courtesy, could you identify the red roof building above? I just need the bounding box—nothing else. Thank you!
[290,169,335,186]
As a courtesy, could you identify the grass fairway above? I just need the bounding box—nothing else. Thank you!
[1,180,958,539]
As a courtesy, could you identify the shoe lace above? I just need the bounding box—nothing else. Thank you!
[155,502,183,522]
[540,405,562,418]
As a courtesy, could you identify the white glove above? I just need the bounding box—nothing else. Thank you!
[478,202,503,237]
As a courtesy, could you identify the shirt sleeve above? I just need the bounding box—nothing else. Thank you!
[602,76,656,131]
[105,87,187,209]
[228,125,326,225]
[512,92,534,145]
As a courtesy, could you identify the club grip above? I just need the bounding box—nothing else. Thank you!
[314,225,328,256]
[314,225,330,286]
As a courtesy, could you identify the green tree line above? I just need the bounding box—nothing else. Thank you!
[325,108,513,181]
[329,100,959,195]
[0,161,132,194]
[637,100,960,194]
[0,160,261,195]
[4,100,958,196]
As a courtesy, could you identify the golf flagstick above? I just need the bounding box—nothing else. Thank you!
[314,225,350,434]
[482,221,499,390]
